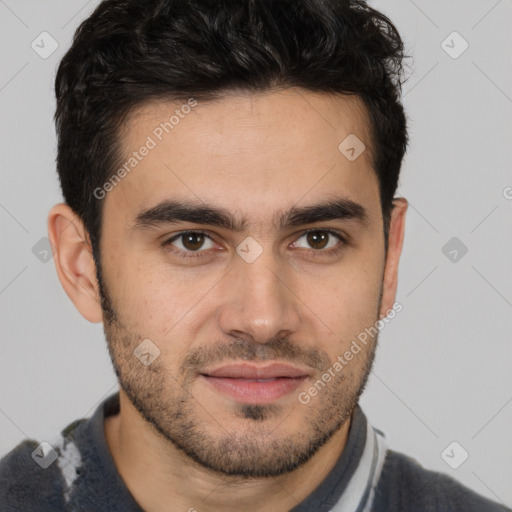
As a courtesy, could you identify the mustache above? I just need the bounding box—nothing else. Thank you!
[179,336,331,377]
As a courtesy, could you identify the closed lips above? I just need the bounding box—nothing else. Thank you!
[201,363,310,380]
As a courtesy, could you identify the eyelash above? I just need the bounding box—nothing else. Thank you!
[161,229,347,260]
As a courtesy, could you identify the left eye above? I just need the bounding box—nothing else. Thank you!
[292,229,343,251]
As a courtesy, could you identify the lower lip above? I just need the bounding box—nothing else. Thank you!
[201,375,307,404]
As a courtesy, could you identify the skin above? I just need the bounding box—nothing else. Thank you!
[48,87,407,512]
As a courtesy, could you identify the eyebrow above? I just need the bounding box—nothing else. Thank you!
[132,197,369,232]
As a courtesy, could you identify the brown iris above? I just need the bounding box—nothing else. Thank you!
[182,232,206,251]
[306,230,329,250]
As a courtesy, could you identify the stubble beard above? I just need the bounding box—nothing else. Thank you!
[97,267,379,478]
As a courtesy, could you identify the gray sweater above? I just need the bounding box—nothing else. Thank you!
[0,393,509,511]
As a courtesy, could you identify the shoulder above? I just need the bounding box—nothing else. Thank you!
[372,449,511,512]
[0,419,86,512]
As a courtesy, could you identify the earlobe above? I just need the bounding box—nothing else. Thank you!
[48,203,104,323]
[379,197,408,319]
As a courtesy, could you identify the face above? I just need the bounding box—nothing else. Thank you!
[98,88,388,477]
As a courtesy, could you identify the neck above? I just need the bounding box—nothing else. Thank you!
[104,390,352,512]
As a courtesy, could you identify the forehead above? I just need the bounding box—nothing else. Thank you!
[105,88,380,229]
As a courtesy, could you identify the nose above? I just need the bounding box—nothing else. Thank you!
[217,246,301,345]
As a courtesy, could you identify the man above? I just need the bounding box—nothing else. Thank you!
[0,0,508,511]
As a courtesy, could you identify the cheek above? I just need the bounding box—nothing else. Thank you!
[102,253,173,333]
[307,259,382,353]
[105,252,222,342]
[333,268,381,317]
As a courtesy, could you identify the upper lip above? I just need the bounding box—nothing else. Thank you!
[201,363,311,379]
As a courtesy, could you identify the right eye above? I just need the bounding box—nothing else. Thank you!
[162,230,217,258]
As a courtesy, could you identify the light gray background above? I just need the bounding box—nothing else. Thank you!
[1,0,511,507]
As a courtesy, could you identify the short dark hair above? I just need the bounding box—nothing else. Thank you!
[55,0,408,261]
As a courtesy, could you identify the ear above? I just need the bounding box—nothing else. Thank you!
[48,203,103,323]
[379,197,408,319]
